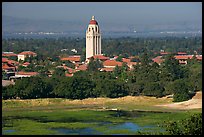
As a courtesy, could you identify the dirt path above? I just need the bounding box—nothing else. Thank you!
[155,92,202,110]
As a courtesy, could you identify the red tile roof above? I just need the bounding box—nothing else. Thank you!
[122,58,131,63]
[174,55,193,60]
[2,64,15,70]
[177,52,187,55]
[127,62,137,66]
[23,62,30,65]
[113,56,118,60]
[2,58,9,63]
[90,55,110,61]
[2,58,18,65]
[89,19,98,25]
[18,51,37,56]
[2,53,17,57]
[196,55,202,60]
[103,60,123,67]
[76,64,87,71]
[152,56,165,64]
[160,52,170,55]
[16,71,39,76]
[8,60,19,65]
[100,67,114,72]
[65,73,74,77]
[61,56,81,62]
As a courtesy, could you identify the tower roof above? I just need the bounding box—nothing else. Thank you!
[89,16,98,25]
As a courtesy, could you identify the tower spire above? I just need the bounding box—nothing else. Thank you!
[92,16,95,20]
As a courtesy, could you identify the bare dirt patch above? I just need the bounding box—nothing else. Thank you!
[155,92,202,110]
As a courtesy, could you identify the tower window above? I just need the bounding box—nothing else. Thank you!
[96,27,97,32]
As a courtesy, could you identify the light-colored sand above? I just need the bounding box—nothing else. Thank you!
[156,92,202,110]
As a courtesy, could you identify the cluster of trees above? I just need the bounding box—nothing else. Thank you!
[2,71,128,100]
[102,37,202,57]
[2,51,202,102]
[2,37,202,61]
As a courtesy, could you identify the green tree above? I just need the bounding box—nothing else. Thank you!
[163,54,184,80]
[142,82,164,98]
[116,55,123,62]
[87,57,103,72]
[52,67,65,77]
[164,113,202,135]
[53,76,96,99]
[166,79,191,102]
[127,83,143,96]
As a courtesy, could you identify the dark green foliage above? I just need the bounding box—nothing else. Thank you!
[127,83,143,96]
[130,57,140,62]
[142,82,164,98]
[62,60,75,69]
[87,57,103,72]
[53,76,96,99]
[2,85,16,99]
[52,68,66,77]
[94,79,128,98]
[167,79,191,102]
[7,56,18,61]
[116,55,123,62]
[140,50,151,67]
[164,113,202,135]
[186,61,202,91]
[3,77,51,99]
[2,37,202,59]
[2,37,202,101]
[163,54,184,80]
[2,71,8,80]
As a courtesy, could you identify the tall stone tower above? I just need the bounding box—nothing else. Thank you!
[86,16,101,59]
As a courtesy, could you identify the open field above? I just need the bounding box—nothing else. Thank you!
[3,94,174,111]
[3,92,202,112]
[2,92,202,135]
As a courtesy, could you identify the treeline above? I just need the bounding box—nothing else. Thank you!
[2,37,202,60]
[2,53,202,102]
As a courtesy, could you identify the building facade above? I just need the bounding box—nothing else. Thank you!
[17,51,37,61]
[86,16,101,60]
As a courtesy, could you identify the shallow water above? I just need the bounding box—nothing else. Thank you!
[2,110,165,135]
[52,127,103,135]
[51,122,157,135]
[110,122,153,132]
[2,129,16,134]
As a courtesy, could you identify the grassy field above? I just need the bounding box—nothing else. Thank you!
[2,95,174,111]
[2,96,202,135]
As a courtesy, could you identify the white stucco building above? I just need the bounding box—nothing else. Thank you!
[86,16,101,60]
[17,51,37,61]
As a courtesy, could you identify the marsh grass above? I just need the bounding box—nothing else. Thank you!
[2,97,201,135]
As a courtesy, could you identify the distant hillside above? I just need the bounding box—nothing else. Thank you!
[2,16,201,34]
[2,16,86,33]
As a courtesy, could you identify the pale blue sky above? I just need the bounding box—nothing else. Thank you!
[2,2,202,26]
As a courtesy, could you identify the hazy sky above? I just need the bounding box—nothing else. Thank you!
[2,2,202,26]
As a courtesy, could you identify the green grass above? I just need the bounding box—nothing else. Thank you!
[3,108,201,135]
[2,98,202,135]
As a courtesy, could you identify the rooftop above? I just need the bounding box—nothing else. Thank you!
[103,60,123,67]
[18,51,37,55]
